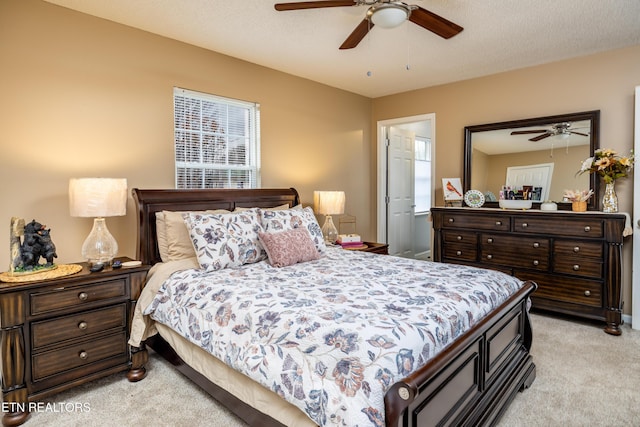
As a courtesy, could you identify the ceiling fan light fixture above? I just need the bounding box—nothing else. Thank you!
[368,3,410,28]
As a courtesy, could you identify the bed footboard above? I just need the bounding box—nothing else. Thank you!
[384,280,537,427]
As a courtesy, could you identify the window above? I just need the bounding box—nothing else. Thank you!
[173,88,260,189]
[414,137,432,213]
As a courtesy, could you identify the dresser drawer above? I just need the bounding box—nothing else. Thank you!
[30,278,127,316]
[31,304,127,349]
[513,217,603,238]
[32,331,127,381]
[443,243,477,262]
[481,234,549,270]
[442,214,510,231]
[515,271,602,308]
[554,240,603,258]
[553,258,603,279]
[443,230,478,245]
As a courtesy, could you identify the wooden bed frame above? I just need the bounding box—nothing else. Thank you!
[128,187,537,427]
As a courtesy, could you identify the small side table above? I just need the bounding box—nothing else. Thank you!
[0,257,149,426]
[343,241,388,255]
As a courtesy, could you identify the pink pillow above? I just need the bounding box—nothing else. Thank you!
[258,228,321,268]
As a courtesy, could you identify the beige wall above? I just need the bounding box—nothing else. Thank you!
[373,45,640,315]
[2,0,638,315]
[0,0,372,266]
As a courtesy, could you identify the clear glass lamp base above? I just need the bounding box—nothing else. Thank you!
[321,215,339,244]
[81,217,118,265]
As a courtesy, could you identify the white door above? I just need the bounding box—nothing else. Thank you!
[632,85,639,329]
[387,126,415,257]
[505,163,554,201]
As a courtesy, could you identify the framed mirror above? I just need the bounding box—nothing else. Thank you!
[463,110,600,210]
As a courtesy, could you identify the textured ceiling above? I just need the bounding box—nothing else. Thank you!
[43,0,640,98]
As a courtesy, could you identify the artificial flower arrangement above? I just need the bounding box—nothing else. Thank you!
[578,148,635,184]
[563,189,593,202]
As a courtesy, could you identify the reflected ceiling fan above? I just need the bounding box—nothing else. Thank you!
[274,1,463,49]
[510,122,589,142]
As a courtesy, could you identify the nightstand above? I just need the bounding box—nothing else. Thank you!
[345,241,388,255]
[0,257,149,426]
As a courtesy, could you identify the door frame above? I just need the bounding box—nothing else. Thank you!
[376,113,436,244]
[632,85,639,329]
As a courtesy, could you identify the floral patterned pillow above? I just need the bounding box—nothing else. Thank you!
[259,206,327,253]
[185,209,266,271]
[258,228,321,268]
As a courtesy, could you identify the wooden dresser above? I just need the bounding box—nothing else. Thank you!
[431,207,626,335]
[0,258,149,426]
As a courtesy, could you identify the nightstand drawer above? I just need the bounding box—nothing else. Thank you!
[31,304,127,349]
[30,278,127,316]
[32,331,127,381]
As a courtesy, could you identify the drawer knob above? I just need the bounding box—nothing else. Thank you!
[78,321,88,330]
[573,264,580,271]
[486,254,493,260]
[495,221,502,226]
[79,351,88,360]
[533,242,539,248]
[448,218,454,223]
[456,235,462,241]
[584,226,591,232]
[521,223,528,228]
[584,290,591,297]
[487,238,494,244]
[573,246,580,253]
[533,260,539,266]
[78,292,89,301]
[456,250,462,256]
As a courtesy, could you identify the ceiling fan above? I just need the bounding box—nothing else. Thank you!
[510,122,589,142]
[274,1,464,50]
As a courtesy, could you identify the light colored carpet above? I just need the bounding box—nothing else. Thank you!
[21,313,640,426]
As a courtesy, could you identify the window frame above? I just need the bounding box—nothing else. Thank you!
[173,87,261,189]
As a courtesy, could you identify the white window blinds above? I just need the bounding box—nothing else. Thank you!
[174,88,260,189]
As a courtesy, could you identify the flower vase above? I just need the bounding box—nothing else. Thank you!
[602,182,618,213]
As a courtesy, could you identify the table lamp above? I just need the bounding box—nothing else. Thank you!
[313,191,345,244]
[69,178,127,266]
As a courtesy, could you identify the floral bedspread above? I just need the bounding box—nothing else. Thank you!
[143,248,524,426]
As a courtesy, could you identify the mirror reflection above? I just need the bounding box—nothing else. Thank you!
[464,111,600,210]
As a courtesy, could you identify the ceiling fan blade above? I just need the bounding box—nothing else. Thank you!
[275,1,356,11]
[529,133,552,142]
[408,6,463,39]
[511,130,548,135]
[339,19,373,50]
[569,131,589,137]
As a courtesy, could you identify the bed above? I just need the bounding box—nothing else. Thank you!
[127,187,537,427]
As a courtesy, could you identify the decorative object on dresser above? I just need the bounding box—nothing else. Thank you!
[69,178,127,266]
[577,148,635,213]
[313,190,345,244]
[8,218,58,275]
[0,257,149,426]
[442,177,464,205]
[431,207,627,335]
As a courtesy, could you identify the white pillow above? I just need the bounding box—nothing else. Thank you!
[259,206,326,254]
[185,209,266,271]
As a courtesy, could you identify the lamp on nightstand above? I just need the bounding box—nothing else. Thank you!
[69,178,127,266]
[314,191,345,244]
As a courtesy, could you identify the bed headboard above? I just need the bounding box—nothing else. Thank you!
[133,188,301,265]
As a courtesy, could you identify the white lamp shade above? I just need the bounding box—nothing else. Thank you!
[314,191,346,215]
[69,178,127,217]
[370,5,409,28]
